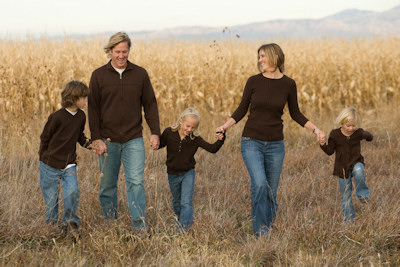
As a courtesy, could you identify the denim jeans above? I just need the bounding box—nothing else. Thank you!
[98,137,146,228]
[39,161,80,225]
[168,168,195,232]
[241,138,285,236]
[338,162,370,222]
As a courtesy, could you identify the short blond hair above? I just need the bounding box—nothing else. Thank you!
[171,107,200,140]
[104,32,131,55]
[335,107,361,128]
[257,43,285,73]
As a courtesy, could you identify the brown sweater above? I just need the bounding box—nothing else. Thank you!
[88,60,161,143]
[159,127,225,174]
[320,128,373,178]
[39,108,91,169]
[231,73,309,141]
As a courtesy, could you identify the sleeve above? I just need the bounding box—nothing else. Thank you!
[158,128,168,149]
[88,70,102,140]
[360,129,373,141]
[39,113,57,156]
[77,115,92,149]
[196,135,225,153]
[231,77,252,123]
[287,80,309,127]
[320,131,336,156]
[142,70,161,136]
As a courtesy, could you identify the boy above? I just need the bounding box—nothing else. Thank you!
[39,80,91,239]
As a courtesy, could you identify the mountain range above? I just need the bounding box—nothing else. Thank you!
[128,5,400,40]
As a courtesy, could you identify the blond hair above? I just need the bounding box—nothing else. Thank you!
[257,43,285,73]
[335,107,361,128]
[104,31,131,55]
[61,80,89,108]
[171,107,200,140]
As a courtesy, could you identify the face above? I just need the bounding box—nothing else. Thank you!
[258,50,275,73]
[342,120,357,135]
[179,116,199,136]
[110,41,130,69]
[75,96,88,109]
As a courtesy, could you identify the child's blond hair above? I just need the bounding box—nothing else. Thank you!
[171,107,200,140]
[335,107,361,128]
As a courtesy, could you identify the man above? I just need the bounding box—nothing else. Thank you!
[88,32,160,231]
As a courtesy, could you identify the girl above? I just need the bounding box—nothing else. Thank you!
[320,107,373,222]
[158,107,225,232]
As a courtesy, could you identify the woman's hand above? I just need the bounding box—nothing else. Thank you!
[315,129,326,145]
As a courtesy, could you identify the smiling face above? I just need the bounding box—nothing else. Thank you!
[341,120,357,136]
[110,41,129,69]
[178,115,199,137]
[258,49,276,73]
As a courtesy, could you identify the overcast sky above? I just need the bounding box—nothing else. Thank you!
[0,0,399,37]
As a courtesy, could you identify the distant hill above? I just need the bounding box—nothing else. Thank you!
[128,5,400,40]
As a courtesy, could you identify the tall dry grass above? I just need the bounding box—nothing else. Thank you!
[0,37,399,266]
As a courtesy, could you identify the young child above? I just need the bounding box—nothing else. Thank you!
[39,80,91,237]
[319,107,373,222]
[158,107,225,232]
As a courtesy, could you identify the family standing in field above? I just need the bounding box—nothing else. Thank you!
[38,32,373,240]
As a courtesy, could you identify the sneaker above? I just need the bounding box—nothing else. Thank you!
[359,197,369,203]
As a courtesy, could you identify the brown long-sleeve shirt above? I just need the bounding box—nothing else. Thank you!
[320,128,373,178]
[88,60,161,143]
[39,108,91,169]
[159,127,225,174]
[231,73,309,141]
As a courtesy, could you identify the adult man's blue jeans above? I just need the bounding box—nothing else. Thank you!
[39,161,80,225]
[98,137,146,229]
[167,168,195,232]
[241,138,285,236]
[338,162,370,222]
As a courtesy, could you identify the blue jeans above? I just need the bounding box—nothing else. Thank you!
[168,169,195,232]
[338,162,370,222]
[241,138,285,236]
[39,161,80,225]
[98,137,146,228]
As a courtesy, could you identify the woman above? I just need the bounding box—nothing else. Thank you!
[216,43,325,237]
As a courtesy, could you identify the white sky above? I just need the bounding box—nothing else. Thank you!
[0,0,399,37]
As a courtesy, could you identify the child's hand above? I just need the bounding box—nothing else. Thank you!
[92,139,107,155]
[317,130,326,145]
[216,132,225,140]
[150,134,160,150]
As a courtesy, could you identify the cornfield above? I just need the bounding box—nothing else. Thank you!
[1,37,400,266]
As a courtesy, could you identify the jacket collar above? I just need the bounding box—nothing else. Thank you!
[106,60,134,71]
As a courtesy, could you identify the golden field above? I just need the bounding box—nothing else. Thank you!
[0,37,400,266]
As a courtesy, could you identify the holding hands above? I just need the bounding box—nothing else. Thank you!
[314,128,326,145]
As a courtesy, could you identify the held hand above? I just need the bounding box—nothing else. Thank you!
[150,134,160,150]
[92,139,107,155]
[315,129,326,145]
[216,132,225,140]
[215,126,225,134]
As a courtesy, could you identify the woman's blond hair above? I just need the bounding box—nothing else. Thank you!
[257,43,285,73]
[104,31,131,55]
[335,107,361,128]
[171,107,200,140]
